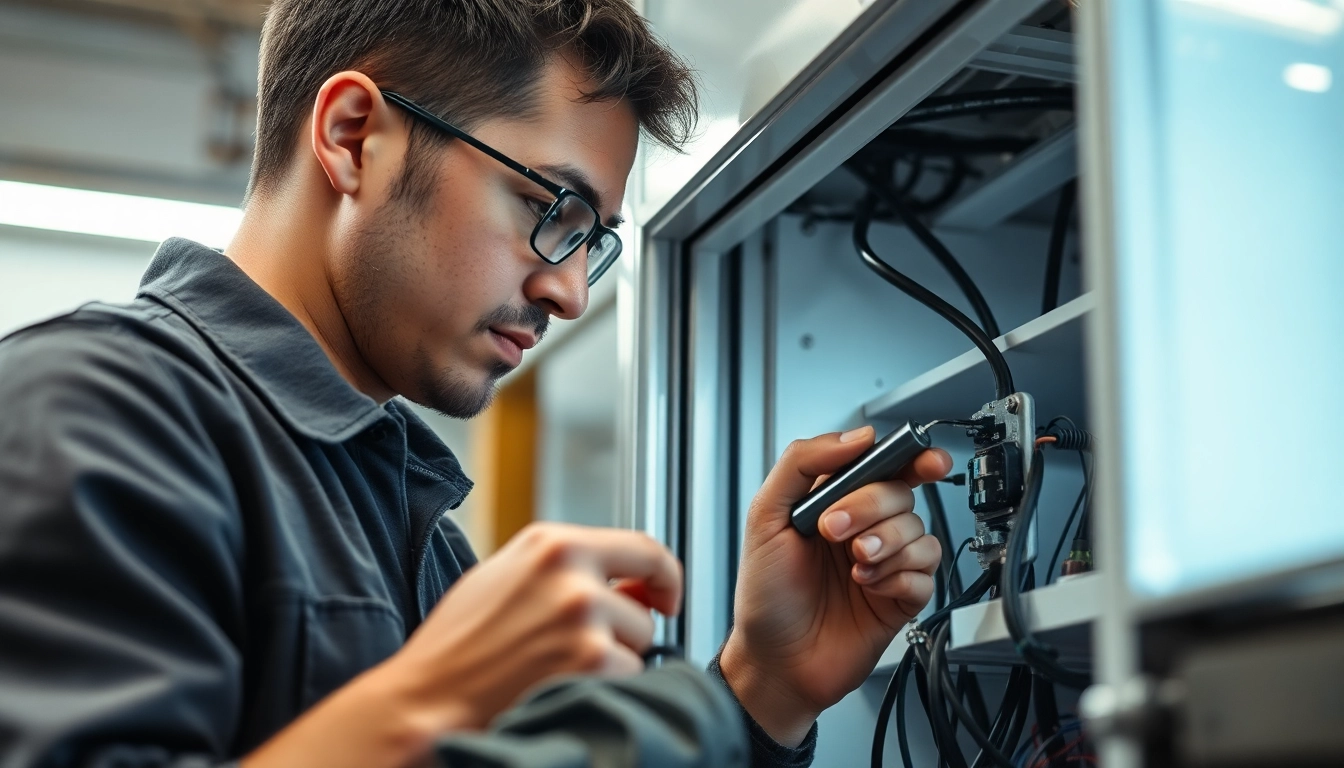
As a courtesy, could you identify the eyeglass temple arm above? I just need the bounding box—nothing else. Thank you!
[380,90,566,197]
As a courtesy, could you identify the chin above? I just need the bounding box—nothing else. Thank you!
[413,361,512,420]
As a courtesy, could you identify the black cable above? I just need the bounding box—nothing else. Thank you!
[1033,672,1061,745]
[895,88,1075,126]
[930,623,1016,768]
[927,485,950,612]
[960,667,992,733]
[1002,450,1091,688]
[896,154,925,197]
[874,569,999,768]
[926,630,969,768]
[853,198,1014,399]
[854,165,1002,339]
[1042,181,1077,315]
[906,157,969,214]
[1075,450,1093,542]
[879,130,1036,155]
[925,485,965,610]
[971,666,1031,768]
[1046,482,1087,585]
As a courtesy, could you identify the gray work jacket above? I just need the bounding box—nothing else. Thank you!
[0,239,815,767]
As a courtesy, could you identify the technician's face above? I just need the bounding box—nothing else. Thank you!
[335,58,638,418]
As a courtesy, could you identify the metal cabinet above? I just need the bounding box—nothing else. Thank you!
[619,0,1344,765]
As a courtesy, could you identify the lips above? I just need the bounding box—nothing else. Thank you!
[488,327,537,368]
[490,327,537,352]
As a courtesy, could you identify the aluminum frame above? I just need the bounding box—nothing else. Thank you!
[626,0,1054,664]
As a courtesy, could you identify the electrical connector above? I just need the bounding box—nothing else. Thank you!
[1061,538,1093,577]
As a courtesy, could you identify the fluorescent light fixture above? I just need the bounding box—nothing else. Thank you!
[1178,0,1344,37]
[1284,62,1334,92]
[0,180,243,246]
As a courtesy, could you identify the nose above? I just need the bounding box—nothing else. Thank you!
[523,245,589,320]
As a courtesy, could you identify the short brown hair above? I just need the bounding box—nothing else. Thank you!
[248,0,697,202]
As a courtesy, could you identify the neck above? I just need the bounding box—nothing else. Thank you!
[225,182,396,404]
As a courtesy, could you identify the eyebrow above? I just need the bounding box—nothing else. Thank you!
[538,164,625,229]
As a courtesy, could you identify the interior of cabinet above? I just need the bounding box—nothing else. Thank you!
[751,0,1092,603]
[694,2,1098,762]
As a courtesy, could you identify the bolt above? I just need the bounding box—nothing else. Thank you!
[1006,396,1019,414]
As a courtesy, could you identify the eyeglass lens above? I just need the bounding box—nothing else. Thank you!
[533,194,622,285]
[534,194,598,263]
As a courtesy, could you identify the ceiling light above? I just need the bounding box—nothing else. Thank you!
[1284,62,1334,92]
[0,180,243,247]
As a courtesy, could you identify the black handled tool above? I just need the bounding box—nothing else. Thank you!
[790,421,931,537]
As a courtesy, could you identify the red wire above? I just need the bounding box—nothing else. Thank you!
[1030,736,1086,768]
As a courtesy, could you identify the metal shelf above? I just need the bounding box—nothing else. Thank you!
[947,571,1099,667]
[862,293,1093,432]
[875,571,1100,672]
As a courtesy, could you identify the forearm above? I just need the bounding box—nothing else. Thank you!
[243,664,463,768]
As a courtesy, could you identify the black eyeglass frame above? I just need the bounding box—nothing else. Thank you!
[380,90,622,286]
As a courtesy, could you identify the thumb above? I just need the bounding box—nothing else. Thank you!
[757,426,876,518]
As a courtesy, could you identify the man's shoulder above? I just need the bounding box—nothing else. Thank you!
[0,298,217,407]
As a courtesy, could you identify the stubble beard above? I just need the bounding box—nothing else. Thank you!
[338,201,505,420]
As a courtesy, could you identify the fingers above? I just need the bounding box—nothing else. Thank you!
[898,448,954,489]
[753,427,878,519]
[860,567,936,612]
[598,586,657,655]
[851,533,942,588]
[817,480,915,542]
[597,640,645,677]
[515,524,683,616]
[847,510,929,566]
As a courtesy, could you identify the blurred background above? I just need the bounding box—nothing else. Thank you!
[0,0,631,555]
[0,0,870,555]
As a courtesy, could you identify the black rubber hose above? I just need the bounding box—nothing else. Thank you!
[897,88,1074,126]
[853,198,1013,399]
[1042,181,1077,315]
[853,164,1002,339]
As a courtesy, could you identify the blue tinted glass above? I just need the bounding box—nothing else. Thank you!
[1116,0,1344,598]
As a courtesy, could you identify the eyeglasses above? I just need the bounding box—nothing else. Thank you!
[381,90,623,287]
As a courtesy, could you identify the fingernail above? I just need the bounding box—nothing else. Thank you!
[840,426,872,443]
[855,564,875,581]
[859,535,882,557]
[825,511,851,538]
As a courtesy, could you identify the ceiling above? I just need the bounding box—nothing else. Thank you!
[8,0,267,30]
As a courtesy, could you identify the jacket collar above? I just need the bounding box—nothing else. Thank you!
[138,237,391,443]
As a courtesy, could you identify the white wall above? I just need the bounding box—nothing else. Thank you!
[0,225,157,337]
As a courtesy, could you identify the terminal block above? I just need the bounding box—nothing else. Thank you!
[966,393,1036,570]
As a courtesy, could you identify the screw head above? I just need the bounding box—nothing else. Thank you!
[1006,396,1020,414]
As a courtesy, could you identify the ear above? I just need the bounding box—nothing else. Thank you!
[309,71,396,196]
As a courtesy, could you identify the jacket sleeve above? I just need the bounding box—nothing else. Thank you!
[436,661,750,768]
[0,320,245,768]
[706,654,817,768]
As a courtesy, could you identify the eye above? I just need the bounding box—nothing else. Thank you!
[521,196,551,222]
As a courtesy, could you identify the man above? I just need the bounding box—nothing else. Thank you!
[0,1,951,766]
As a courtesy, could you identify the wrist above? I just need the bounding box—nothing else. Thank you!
[244,660,471,768]
[719,633,820,748]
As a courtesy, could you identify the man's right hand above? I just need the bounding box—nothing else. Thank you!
[243,522,682,768]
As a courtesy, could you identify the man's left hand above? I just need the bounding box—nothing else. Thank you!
[719,426,952,746]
